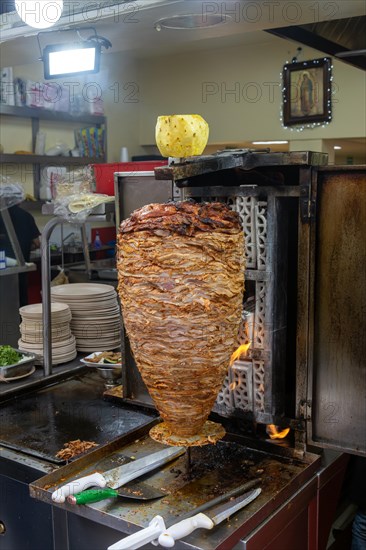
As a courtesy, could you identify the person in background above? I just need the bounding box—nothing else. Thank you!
[0,203,40,306]
[349,456,366,550]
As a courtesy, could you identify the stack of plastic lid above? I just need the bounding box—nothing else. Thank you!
[50,283,121,352]
[18,302,77,364]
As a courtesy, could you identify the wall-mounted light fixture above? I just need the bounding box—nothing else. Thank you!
[43,42,101,79]
[15,0,63,29]
[38,28,112,79]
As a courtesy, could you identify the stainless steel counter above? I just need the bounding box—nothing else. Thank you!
[0,358,84,399]
[0,363,349,550]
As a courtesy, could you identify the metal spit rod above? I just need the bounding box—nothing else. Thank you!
[41,217,94,375]
[185,447,193,475]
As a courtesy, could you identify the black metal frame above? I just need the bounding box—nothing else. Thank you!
[282,57,332,127]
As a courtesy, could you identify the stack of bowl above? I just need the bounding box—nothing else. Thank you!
[50,283,121,352]
[18,302,77,364]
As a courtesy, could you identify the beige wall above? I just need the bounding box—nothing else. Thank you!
[101,52,144,162]
[137,37,366,148]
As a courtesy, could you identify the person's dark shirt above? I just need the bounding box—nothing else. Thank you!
[0,204,40,306]
[348,456,366,510]
[0,204,40,262]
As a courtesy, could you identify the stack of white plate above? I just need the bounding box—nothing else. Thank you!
[18,302,77,364]
[50,283,121,352]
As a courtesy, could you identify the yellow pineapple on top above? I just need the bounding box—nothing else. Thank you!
[155,114,209,157]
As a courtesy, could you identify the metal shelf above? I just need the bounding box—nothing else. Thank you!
[0,104,105,125]
[41,201,115,221]
[0,263,37,277]
[0,104,107,198]
[0,154,105,165]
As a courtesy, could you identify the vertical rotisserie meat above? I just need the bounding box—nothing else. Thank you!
[117,201,245,440]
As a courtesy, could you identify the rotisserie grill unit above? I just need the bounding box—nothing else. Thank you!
[114,150,365,459]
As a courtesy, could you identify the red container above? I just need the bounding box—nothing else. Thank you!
[93,161,168,195]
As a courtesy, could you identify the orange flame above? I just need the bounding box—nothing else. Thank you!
[230,343,251,366]
[266,424,290,440]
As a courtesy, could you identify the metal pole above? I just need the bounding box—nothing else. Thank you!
[41,217,62,377]
[80,224,92,279]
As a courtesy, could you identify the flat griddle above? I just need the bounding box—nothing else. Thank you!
[0,370,157,463]
[31,424,321,550]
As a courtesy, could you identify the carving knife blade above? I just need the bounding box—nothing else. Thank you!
[52,446,185,503]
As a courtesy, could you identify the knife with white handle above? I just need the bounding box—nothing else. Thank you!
[108,516,167,550]
[51,446,184,503]
[108,478,262,550]
[158,487,261,548]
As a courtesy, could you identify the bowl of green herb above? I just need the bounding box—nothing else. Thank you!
[0,345,36,381]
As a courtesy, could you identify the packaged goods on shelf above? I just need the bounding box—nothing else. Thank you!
[0,67,15,106]
[75,125,105,158]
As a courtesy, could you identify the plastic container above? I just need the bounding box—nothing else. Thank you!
[35,131,46,155]
[93,161,167,196]
[0,250,6,270]
[93,231,102,249]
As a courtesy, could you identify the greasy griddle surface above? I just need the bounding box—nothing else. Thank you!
[138,439,309,512]
[31,431,320,549]
[0,371,156,463]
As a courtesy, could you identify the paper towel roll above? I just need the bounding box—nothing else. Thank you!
[120,147,129,162]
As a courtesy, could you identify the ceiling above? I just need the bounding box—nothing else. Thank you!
[1,1,365,64]
[268,15,366,70]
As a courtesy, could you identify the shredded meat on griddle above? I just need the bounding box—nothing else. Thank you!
[55,439,98,460]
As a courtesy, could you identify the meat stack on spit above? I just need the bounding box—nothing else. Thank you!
[117,201,245,445]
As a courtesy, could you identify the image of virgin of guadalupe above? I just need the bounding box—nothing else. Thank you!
[290,68,321,119]
[300,71,314,115]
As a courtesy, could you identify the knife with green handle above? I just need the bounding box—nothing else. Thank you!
[67,479,166,505]
[51,446,184,504]
[69,488,125,505]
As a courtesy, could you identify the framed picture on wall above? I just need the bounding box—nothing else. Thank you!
[282,57,332,127]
